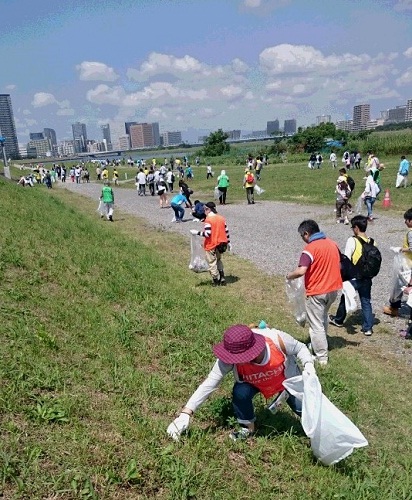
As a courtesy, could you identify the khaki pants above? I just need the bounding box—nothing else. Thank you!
[305,291,338,362]
[205,248,224,280]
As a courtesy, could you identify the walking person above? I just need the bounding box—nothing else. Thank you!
[206,165,214,179]
[100,180,114,222]
[166,168,175,192]
[329,215,377,336]
[330,152,337,169]
[286,220,342,366]
[243,170,255,205]
[167,323,316,441]
[135,168,147,196]
[362,171,379,221]
[396,155,410,188]
[147,169,155,196]
[158,179,168,208]
[190,201,230,286]
[217,169,229,205]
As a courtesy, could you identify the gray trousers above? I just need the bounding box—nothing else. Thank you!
[305,291,338,362]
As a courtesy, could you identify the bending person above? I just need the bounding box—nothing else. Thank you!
[167,323,315,441]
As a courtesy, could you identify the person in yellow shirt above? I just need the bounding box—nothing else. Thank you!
[243,170,255,205]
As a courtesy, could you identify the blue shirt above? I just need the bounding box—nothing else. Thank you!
[171,193,188,205]
[399,159,410,175]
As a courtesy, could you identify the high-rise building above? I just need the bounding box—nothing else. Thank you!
[30,132,45,140]
[316,115,331,125]
[125,121,138,136]
[267,120,280,135]
[72,122,88,153]
[27,138,50,157]
[130,123,154,148]
[386,106,406,123]
[284,119,297,135]
[405,99,412,122]
[352,104,370,131]
[0,94,19,159]
[118,135,130,150]
[151,122,160,146]
[162,131,182,146]
[43,128,57,147]
[101,124,112,151]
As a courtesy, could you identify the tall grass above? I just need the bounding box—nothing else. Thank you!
[1,178,412,498]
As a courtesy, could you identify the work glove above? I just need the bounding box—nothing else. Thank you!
[390,247,402,254]
[190,229,198,235]
[304,362,316,376]
[167,413,190,441]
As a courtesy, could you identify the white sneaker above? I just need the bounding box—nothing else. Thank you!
[344,218,349,225]
[171,217,176,222]
[363,330,373,336]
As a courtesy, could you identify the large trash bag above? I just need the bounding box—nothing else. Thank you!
[283,375,368,466]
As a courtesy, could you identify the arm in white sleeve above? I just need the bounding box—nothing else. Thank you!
[184,359,233,413]
[344,237,356,260]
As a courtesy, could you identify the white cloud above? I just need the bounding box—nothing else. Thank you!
[76,62,119,82]
[243,0,261,7]
[220,85,243,100]
[32,92,58,107]
[396,68,412,86]
[5,84,16,90]
[87,84,126,105]
[404,47,412,58]
[22,109,31,115]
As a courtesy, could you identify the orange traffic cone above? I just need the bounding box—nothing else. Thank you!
[382,189,391,208]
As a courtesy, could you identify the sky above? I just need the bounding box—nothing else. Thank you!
[2,0,412,146]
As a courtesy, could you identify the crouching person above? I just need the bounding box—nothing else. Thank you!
[167,323,315,441]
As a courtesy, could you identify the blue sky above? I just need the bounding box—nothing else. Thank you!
[2,0,412,145]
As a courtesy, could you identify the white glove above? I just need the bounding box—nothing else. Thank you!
[304,362,316,376]
[227,243,232,252]
[190,229,198,235]
[167,413,190,441]
[390,247,402,254]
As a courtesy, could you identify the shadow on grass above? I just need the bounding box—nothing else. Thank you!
[329,310,381,336]
[196,275,240,287]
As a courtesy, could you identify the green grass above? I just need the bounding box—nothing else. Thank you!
[1,174,412,498]
[11,152,411,213]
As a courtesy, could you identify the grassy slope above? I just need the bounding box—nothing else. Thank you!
[0,178,411,499]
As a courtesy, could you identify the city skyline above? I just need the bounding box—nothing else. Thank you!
[2,0,412,146]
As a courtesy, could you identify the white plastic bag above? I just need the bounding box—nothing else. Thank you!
[283,375,368,466]
[97,200,105,216]
[254,184,265,195]
[396,173,404,188]
[308,161,312,169]
[214,186,222,200]
[285,278,306,326]
[390,252,412,302]
[189,234,209,273]
[342,280,357,313]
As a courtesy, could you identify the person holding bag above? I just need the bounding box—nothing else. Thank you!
[167,323,315,441]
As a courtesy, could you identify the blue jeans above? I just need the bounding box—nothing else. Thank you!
[171,203,184,221]
[232,382,302,425]
[364,197,376,217]
[334,278,373,332]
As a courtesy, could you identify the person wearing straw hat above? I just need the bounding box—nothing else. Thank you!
[167,323,315,441]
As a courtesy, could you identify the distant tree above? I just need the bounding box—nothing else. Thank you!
[202,129,230,156]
